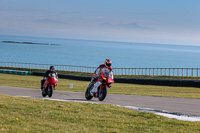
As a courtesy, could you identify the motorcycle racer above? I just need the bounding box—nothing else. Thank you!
[90,59,114,96]
[41,66,58,90]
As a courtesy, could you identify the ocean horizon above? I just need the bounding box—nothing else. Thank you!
[1,35,200,68]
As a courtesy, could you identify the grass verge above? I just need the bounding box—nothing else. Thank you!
[0,95,200,133]
[1,73,200,98]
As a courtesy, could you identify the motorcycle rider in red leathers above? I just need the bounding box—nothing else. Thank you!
[41,66,58,90]
[90,59,114,96]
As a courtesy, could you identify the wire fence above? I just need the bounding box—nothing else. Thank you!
[1,62,200,77]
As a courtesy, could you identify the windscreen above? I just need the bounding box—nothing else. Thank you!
[49,73,56,78]
[104,72,112,79]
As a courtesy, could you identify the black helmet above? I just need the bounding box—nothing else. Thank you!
[50,66,55,71]
[104,59,112,68]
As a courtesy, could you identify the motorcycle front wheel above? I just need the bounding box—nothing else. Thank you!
[42,88,47,97]
[98,86,107,101]
[85,84,93,100]
[48,86,54,97]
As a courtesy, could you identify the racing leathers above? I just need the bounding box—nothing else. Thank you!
[90,64,114,95]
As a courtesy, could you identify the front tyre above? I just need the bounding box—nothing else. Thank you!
[48,86,54,97]
[98,86,107,101]
[85,84,93,100]
[42,88,47,97]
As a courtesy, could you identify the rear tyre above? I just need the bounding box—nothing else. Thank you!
[48,86,53,97]
[85,83,93,100]
[98,86,107,101]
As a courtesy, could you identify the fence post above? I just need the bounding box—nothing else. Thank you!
[142,68,143,76]
[156,68,158,76]
[182,68,183,77]
[149,68,150,76]
[139,68,140,75]
[177,68,179,76]
[192,68,193,77]
[153,68,154,76]
[135,68,137,75]
[146,68,147,75]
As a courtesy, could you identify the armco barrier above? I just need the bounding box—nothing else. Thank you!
[32,72,200,87]
[0,69,31,75]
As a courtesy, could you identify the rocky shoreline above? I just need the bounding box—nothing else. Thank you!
[1,41,59,46]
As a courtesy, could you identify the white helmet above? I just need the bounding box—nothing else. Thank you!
[104,59,112,68]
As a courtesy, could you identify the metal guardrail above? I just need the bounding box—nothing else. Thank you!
[0,62,200,77]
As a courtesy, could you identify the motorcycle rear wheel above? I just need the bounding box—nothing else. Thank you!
[48,86,54,97]
[98,86,107,101]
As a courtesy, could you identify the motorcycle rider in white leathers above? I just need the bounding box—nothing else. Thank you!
[90,59,114,96]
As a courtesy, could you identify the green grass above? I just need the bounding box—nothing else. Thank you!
[1,73,200,99]
[0,95,200,133]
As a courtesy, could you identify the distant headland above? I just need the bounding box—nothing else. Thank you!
[1,41,59,46]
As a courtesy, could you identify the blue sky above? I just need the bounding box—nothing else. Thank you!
[1,0,200,45]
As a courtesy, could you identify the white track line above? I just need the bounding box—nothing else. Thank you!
[14,95,200,122]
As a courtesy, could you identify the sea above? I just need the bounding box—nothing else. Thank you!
[1,35,200,68]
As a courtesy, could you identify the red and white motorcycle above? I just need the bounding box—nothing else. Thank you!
[42,72,58,97]
[85,72,114,101]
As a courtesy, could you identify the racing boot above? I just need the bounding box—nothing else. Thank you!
[41,80,45,90]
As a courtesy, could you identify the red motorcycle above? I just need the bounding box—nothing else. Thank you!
[85,72,114,101]
[42,72,58,97]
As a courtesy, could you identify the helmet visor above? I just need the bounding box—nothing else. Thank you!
[106,63,111,67]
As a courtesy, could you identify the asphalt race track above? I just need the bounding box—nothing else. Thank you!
[1,85,200,121]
